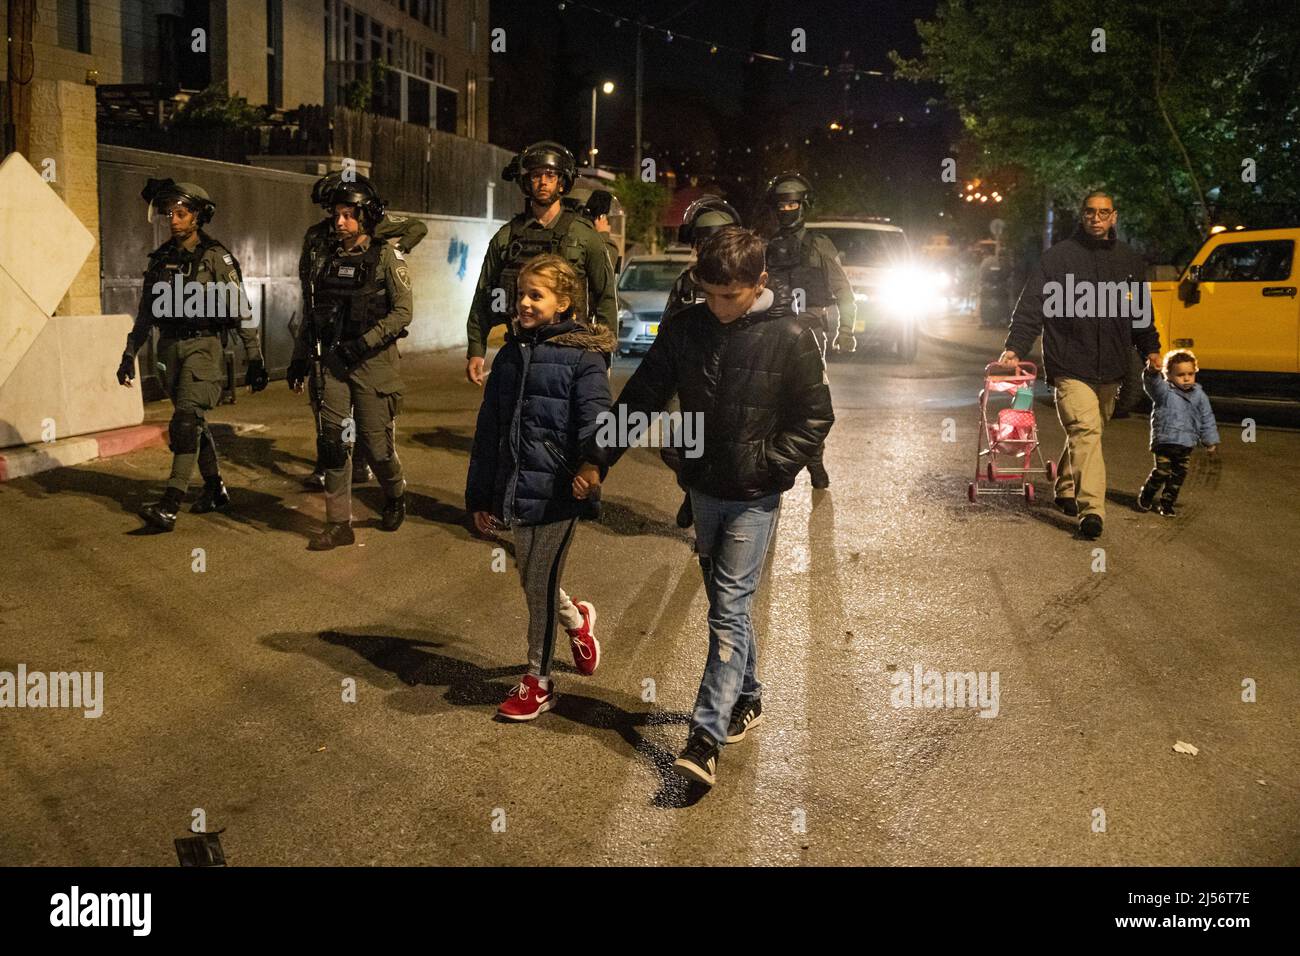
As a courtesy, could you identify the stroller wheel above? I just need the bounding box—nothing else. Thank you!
[1046,460,1058,482]
[967,482,978,503]
[1024,483,1035,503]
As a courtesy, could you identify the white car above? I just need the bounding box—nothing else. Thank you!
[615,251,693,356]
[807,218,948,361]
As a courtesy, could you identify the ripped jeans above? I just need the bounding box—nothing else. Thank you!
[688,489,782,745]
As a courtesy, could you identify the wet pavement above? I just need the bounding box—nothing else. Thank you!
[1,332,1297,865]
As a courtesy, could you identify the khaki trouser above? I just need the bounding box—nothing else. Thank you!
[315,371,405,523]
[1053,377,1120,519]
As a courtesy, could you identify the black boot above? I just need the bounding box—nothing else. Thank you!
[1136,484,1157,512]
[140,488,183,532]
[308,521,355,550]
[353,462,373,485]
[380,494,406,531]
[302,469,326,491]
[808,462,830,490]
[1156,498,1178,517]
[676,491,694,529]
[192,476,230,513]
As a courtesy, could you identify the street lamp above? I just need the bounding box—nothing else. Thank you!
[590,81,615,168]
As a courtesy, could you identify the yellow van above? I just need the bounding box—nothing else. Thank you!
[1149,227,1299,394]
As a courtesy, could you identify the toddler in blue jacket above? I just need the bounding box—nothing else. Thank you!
[465,254,614,720]
[1137,349,1219,516]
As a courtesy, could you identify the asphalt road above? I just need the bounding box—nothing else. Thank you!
[1,334,1297,865]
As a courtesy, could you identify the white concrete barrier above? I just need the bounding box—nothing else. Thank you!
[0,314,142,449]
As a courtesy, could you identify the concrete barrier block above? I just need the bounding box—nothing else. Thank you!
[0,152,96,316]
[0,314,143,449]
[0,435,100,481]
[0,268,50,388]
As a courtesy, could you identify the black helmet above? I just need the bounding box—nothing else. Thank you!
[679,195,741,246]
[142,178,215,226]
[311,171,344,211]
[765,172,814,231]
[504,140,577,198]
[326,174,387,232]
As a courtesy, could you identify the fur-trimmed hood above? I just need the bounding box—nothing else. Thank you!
[509,317,616,354]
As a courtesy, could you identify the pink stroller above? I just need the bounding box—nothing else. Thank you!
[967,361,1056,503]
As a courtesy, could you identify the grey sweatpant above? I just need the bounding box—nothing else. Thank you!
[513,518,583,677]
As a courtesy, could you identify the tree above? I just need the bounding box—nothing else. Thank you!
[612,173,671,253]
[892,0,1300,261]
[171,84,267,129]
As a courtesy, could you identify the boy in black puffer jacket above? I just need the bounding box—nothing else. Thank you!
[575,227,834,789]
[466,254,613,721]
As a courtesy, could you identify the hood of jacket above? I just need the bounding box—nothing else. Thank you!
[509,317,616,353]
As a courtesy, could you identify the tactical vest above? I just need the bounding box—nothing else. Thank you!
[498,210,590,319]
[144,235,237,331]
[766,230,832,309]
[313,241,390,342]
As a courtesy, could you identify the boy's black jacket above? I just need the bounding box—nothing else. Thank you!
[466,318,613,526]
[584,299,834,501]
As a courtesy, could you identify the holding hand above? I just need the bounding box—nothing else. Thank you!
[286,358,310,393]
[1146,352,1162,372]
[1206,444,1218,455]
[572,463,601,500]
[244,357,269,393]
[996,350,1018,368]
[466,356,486,386]
[473,511,501,537]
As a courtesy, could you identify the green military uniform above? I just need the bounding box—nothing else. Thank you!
[123,230,261,495]
[294,234,413,524]
[765,228,857,343]
[466,207,617,360]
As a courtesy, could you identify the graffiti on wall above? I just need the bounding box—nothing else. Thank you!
[448,237,471,281]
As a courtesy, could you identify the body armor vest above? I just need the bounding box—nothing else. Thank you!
[498,210,590,319]
[766,230,832,309]
[144,235,236,331]
[312,241,389,342]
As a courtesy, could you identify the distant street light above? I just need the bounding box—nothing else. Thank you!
[590,81,615,167]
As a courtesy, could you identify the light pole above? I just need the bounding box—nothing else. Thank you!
[590,80,614,168]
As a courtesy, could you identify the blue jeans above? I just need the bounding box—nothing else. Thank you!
[688,489,782,745]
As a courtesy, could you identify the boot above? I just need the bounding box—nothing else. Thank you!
[308,521,355,551]
[380,494,406,532]
[140,488,183,532]
[303,469,326,491]
[808,461,831,490]
[192,476,230,513]
[353,461,373,485]
[676,491,694,529]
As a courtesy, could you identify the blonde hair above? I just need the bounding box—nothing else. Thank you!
[1163,349,1198,375]
[518,254,579,318]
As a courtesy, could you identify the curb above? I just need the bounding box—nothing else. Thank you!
[0,424,167,482]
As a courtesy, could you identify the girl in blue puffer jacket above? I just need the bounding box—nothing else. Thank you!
[466,254,614,721]
[1137,349,1220,517]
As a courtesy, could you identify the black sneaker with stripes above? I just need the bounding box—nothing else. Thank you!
[725,695,763,743]
[673,729,720,787]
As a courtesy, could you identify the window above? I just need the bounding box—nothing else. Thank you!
[1199,240,1295,282]
[57,0,91,54]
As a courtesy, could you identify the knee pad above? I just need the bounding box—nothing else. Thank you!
[169,410,202,454]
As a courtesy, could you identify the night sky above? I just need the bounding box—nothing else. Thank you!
[489,0,955,233]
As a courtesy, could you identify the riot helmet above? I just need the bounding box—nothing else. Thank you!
[765,172,814,231]
[327,175,387,233]
[142,178,215,227]
[503,141,577,199]
[311,171,344,211]
[679,195,741,247]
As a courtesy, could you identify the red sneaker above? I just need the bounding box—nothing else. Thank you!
[497,675,554,721]
[566,601,600,676]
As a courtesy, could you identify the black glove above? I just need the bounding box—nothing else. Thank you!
[116,353,135,385]
[286,358,310,391]
[244,358,269,392]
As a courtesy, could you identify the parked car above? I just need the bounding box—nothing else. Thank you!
[806,218,946,361]
[615,250,693,356]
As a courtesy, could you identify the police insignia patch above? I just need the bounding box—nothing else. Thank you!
[223,254,233,265]
[392,247,405,261]
[395,265,412,291]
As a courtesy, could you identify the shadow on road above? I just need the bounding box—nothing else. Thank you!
[260,627,704,808]
[408,426,477,455]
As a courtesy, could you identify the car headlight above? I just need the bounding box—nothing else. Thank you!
[617,308,634,334]
[880,267,948,315]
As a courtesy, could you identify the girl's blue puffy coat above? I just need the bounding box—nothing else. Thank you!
[466,319,613,525]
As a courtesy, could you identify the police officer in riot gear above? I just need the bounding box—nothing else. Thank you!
[287,175,414,551]
[763,172,855,489]
[116,179,267,532]
[299,170,428,490]
[465,140,617,385]
[661,195,743,322]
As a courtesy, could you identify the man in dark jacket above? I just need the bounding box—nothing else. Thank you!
[998,191,1161,539]
[575,227,834,790]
